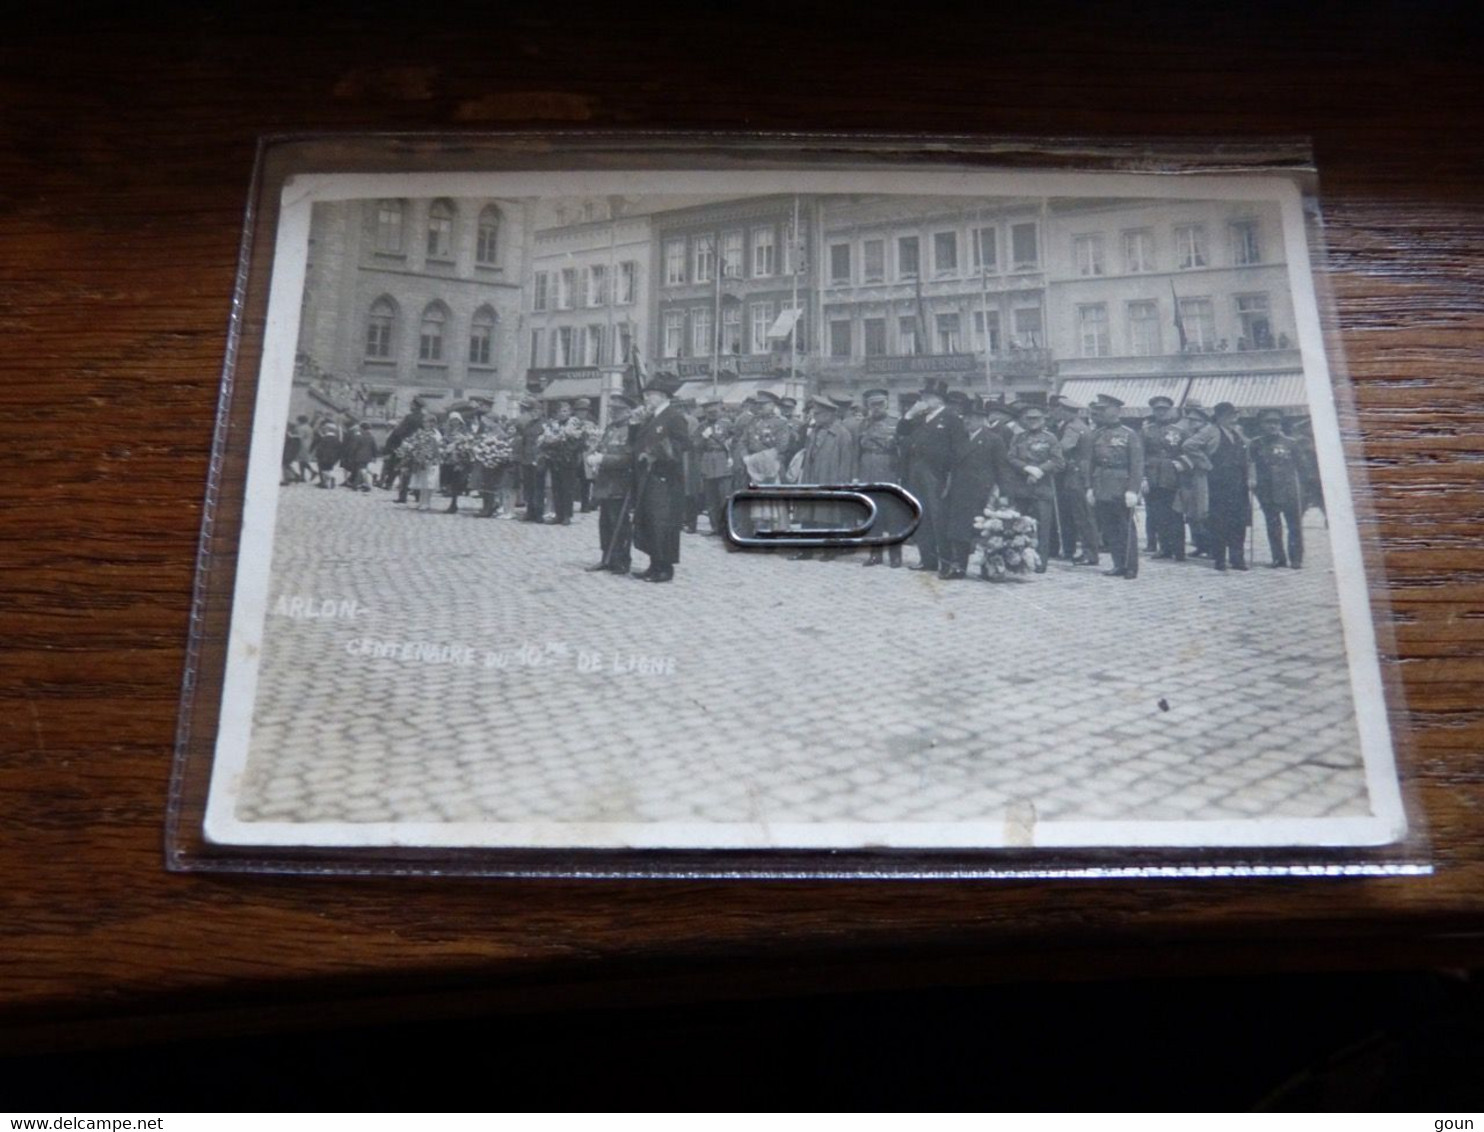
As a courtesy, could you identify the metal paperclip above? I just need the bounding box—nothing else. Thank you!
[724,482,922,549]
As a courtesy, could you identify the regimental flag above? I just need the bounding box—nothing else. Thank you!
[1171,280,1188,353]
[915,271,931,355]
[626,333,648,397]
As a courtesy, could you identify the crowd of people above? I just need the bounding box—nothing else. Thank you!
[280,376,1324,586]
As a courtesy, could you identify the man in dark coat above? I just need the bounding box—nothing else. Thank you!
[1005,404,1064,573]
[1250,407,1306,569]
[585,394,637,575]
[857,388,903,568]
[631,372,691,583]
[1185,401,1250,571]
[517,399,547,523]
[694,401,734,537]
[341,421,379,492]
[941,396,1006,579]
[381,400,425,498]
[897,380,967,575]
[789,396,858,562]
[547,401,580,526]
[1081,394,1144,578]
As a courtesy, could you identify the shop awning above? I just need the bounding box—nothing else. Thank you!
[1055,375,1191,412]
[1185,371,1309,411]
[676,376,800,406]
[538,373,605,399]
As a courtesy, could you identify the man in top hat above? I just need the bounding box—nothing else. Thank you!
[584,393,637,575]
[857,389,903,568]
[788,395,858,562]
[1049,395,1098,564]
[1184,401,1250,571]
[941,396,1008,579]
[1081,394,1144,578]
[1173,397,1213,557]
[695,399,734,536]
[1142,394,1193,560]
[897,379,967,573]
[1005,403,1064,572]
[630,372,691,582]
[1250,408,1306,569]
[516,397,547,522]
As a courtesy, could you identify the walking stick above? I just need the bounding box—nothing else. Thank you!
[1124,496,1140,579]
[1048,472,1063,560]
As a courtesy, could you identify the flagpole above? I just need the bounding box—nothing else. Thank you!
[790,194,800,394]
[713,228,721,401]
[978,208,994,397]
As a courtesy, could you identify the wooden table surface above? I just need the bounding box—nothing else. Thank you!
[3,3,1482,1051]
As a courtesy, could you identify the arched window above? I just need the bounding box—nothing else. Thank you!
[468,306,497,367]
[418,302,447,363]
[426,200,455,260]
[365,296,396,359]
[476,206,501,266]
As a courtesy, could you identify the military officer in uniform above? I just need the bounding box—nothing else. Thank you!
[584,394,636,575]
[1141,395,1191,560]
[1081,394,1144,578]
[1250,407,1306,569]
[1050,395,1098,564]
[1005,404,1065,572]
[695,400,734,536]
[897,379,967,574]
[740,391,794,535]
[857,388,903,568]
[630,372,691,583]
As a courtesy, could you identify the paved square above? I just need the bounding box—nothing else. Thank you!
[233,487,1372,833]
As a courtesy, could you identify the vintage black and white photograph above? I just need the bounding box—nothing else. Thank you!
[200,163,1406,852]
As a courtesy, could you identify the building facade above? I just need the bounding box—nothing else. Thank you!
[294,196,532,429]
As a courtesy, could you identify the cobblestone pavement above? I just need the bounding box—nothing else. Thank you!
[235,485,1373,835]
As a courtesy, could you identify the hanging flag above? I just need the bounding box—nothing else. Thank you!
[1171,280,1188,353]
[914,271,931,355]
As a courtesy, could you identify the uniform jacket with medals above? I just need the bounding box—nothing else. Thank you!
[944,423,1007,542]
[856,412,900,482]
[1141,417,1193,492]
[632,403,692,559]
[589,417,634,502]
[1080,420,1145,502]
[696,418,733,480]
[1250,432,1307,511]
[1055,415,1093,489]
[1005,427,1066,501]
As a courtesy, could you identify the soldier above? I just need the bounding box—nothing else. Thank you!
[677,397,704,533]
[1185,400,1250,571]
[740,391,794,534]
[695,400,734,536]
[630,372,691,583]
[516,398,547,523]
[897,379,967,574]
[546,401,581,526]
[789,395,858,562]
[1050,395,1098,564]
[1005,403,1064,573]
[777,396,805,469]
[584,394,636,575]
[1250,407,1306,569]
[729,396,758,495]
[1175,398,1213,557]
[857,388,903,568]
[1081,394,1144,578]
[942,396,1007,579]
[1142,395,1192,561]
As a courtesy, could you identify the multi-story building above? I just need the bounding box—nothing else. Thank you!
[1046,197,1305,415]
[812,194,1053,410]
[650,195,815,405]
[521,197,651,418]
[294,196,531,431]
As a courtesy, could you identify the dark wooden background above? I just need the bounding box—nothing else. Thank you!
[3,1,1483,1053]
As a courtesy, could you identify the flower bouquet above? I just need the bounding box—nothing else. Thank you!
[538,416,599,461]
[469,432,515,470]
[441,432,481,468]
[972,490,1040,581]
[400,426,444,471]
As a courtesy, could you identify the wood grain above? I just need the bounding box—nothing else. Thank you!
[2,1,1483,1049]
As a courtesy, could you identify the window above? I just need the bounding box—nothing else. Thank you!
[374,200,405,253]
[1175,224,1208,269]
[972,227,998,274]
[557,268,575,310]
[750,301,775,354]
[1010,222,1039,270]
[587,264,608,307]
[553,326,574,367]
[1178,297,1216,350]
[692,307,714,358]
[897,316,917,356]
[365,297,395,359]
[1127,300,1161,357]
[721,231,744,278]
[618,261,637,305]
[752,227,776,277]
[830,243,852,285]
[426,200,454,260]
[529,329,542,368]
[664,239,686,286]
[616,323,633,365]
[935,312,961,353]
[1235,293,1274,348]
[830,319,853,358]
[933,232,959,276]
[721,306,742,354]
[973,309,1000,354]
[1230,220,1262,265]
[862,239,885,283]
[863,318,887,356]
[1073,234,1105,277]
[1012,307,1044,348]
[585,325,604,366]
[897,235,920,280]
[469,306,496,366]
[532,272,549,312]
[1077,304,1110,357]
[1122,229,1155,273]
[476,206,500,266]
[662,311,684,358]
[692,235,715,284]
[418,304,447,363]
